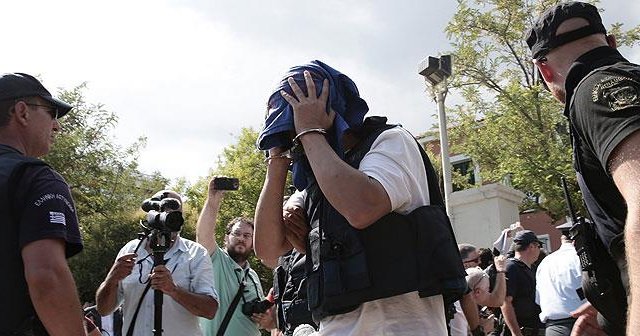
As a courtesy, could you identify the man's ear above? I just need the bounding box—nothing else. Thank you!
[12,101,30,127]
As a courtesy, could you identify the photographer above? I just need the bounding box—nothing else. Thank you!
[95,190,218,336]
[196,177,268,336]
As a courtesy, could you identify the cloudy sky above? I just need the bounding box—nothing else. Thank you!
[2,0,639,184]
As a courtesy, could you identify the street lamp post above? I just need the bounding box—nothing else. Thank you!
[418,55,453,215]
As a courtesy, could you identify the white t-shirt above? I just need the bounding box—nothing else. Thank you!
[290,127,446,336]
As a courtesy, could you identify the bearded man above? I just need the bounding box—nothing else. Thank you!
[196,177,266,336]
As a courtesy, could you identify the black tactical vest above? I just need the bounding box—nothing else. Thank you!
[0,145,49,334]
[303,117,467,321]
[273,250,316,335]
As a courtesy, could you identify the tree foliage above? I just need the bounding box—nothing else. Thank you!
[45,84,168,302]
[444,0,640,218]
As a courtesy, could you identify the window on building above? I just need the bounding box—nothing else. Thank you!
[537,234,550,253]
[451,156,476,191]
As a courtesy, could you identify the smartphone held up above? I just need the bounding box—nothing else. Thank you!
[213,177,240,191]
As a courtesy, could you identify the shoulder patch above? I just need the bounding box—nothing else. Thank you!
[49,211,66,226]
[591,75,640,111]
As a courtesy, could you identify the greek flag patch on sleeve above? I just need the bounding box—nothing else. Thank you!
[49,212,66,226]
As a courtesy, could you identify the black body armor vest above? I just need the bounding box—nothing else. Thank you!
[303,117,467,321]
[273,250,317,335]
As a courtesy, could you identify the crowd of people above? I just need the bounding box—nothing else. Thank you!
[1,1,638,335]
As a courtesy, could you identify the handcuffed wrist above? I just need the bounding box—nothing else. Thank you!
[292,128,327,144]
[264,150,293,163]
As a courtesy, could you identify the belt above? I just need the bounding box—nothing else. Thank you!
[545,317,576,327]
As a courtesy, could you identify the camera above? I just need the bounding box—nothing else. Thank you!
[213,177,239,191]
[479,306,491,318]
[141,195,184,232]
[146,210,184,232]
[141,197,180,213]
[241,299,274,316]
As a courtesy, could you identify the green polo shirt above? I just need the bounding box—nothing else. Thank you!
[200,246,264,336]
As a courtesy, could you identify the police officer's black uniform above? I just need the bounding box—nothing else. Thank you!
[503,258,543,336]
[563,45,637,335]
[0,72,82,335]
[526,2,640,334]
[0,144,83,334]
[565,45,636,274]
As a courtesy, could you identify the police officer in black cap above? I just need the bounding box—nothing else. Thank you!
[0,73,85,335]
[501,230,544,336]
[526,2,639,335]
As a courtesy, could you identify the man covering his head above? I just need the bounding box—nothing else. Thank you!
[258,60,369,191]
[254,61,464,335]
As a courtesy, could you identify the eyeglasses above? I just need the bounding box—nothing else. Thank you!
[463,257,480,264]
[24,103,59,120]
[229,231,253,240]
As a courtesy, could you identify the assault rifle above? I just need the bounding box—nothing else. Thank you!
[560,176,627,326]
[561,177,594,272]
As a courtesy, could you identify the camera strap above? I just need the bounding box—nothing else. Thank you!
[216,281,246,336]
[125,255,172,336]
[125,282,152,336]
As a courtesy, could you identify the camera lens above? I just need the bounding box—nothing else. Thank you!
[160,198,181,211]
[163,211,184,232]
[146,210,184,232]
[141,199,161,212]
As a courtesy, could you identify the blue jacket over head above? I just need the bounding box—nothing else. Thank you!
[257,60,369,190]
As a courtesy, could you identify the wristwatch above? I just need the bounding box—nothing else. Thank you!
[471,325,485,336]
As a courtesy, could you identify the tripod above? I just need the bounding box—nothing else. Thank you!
[149,230,172,336]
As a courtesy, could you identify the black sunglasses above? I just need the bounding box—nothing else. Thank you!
[23,102,59,119]
[463,257,480,264]
[534,57,550,92]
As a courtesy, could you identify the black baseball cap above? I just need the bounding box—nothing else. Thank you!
[556,219,573,237]
[526,1,607,60]
[513,230,543,246]
[0,73,73,118]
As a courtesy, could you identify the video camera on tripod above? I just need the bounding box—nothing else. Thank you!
[142,195,183,230]
[132,191,185,336]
